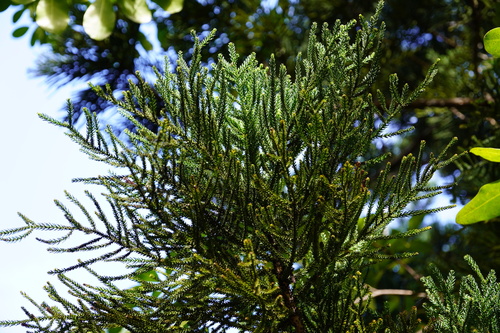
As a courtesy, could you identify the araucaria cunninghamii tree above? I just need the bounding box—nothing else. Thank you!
[0,3,463,332]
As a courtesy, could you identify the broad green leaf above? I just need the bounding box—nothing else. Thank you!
[35,0,69,34]
[456,179,500,224]
[83,0,116,41]
[484,27,500,57]
[11,0,35,4]
[117,0,151,23]
[12,26,29,37]
[470,147,500,162]
[152,0,184,13]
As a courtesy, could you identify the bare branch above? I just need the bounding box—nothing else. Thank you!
[355,286,427,304]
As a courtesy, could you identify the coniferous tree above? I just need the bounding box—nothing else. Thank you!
[0,3,463,332]
[422,255,500,332]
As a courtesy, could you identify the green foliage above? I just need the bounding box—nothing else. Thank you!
[484,27,500,57]
[456,148,500,225]
[9,0,500,195]
[455,23,500,225]
[6,0,500,191]
[456,179,500,224]
[382,306,422,332]
[0,5,461,332]
[469,147,500,162]
[422,255,500,332]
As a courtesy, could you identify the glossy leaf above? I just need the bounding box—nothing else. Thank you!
[152,0,184,13]
[456,179,500,224]
[35,0,69,34]
[83,0,116,41]
[470,147,500,162]
[117,0,152,23]
[484,27,500,57]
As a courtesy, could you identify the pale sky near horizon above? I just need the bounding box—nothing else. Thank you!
[0,4,461,332]
[0,8,120,332]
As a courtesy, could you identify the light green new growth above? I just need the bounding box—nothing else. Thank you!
[0,2,460,332]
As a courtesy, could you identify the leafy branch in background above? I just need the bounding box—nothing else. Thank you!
[456,148,500,224]
[0,4,464,331]
[5,0,184,40]
[456,29,500,225]
[1,0,188,127]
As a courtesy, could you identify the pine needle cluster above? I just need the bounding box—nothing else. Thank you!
[1,2,462,332]
[422,255,500,332]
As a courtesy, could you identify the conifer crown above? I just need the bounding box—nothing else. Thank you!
[0,2,463,331]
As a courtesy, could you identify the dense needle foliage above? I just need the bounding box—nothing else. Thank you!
[0,4,470,332]
[422,255,500,332]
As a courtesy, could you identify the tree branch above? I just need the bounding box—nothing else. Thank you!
[409,97,486,109]
[273,259,305,333]
[355,287,427,304]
